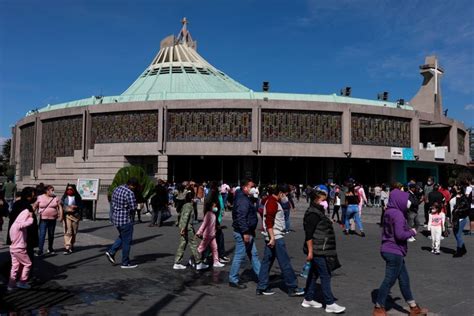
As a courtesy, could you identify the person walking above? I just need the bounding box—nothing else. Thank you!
[451,177,471,258]
[4,178,17,213]
[343,185,365,237]
[196,189,225,268]
[256,185,305,296]
[331,192,341,223]
[428,202,445,255]
[7,187,38,281]
[407,183,421,242]
[301,189,346,314]
[37,185,63,256]
[7,199,34,292]
[228,179,261,289]
[150,183,169,227]
[422,177,435,226]
[173,190,208,270]
[105,178,139,268]
[61,184,83,255]
[372,188,428,316]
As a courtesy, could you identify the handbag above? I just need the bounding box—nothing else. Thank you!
[325,255,342,272]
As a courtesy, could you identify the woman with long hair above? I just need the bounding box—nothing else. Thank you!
[61,184,83,255]
[343,184,365,237]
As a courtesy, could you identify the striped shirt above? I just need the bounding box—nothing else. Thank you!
[111,185,137,227]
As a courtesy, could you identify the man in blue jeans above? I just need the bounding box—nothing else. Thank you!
[105,178,138,269]
[256,185,304,296]
[228,179,261,289]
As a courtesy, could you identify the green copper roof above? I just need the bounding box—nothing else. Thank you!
[29,20,413,115]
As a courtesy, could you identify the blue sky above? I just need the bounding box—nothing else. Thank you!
[1,0,473,141]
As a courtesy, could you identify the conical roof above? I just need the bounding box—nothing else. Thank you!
[121,18,250,96]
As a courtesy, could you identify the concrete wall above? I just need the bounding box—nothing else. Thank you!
[13,98,470,190]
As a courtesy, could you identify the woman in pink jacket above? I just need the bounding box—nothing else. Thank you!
[8,205,34,291]
[196,191,225,268]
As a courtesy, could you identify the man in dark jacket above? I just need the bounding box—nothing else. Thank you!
[407,183,421,242]
[228,179,261,289]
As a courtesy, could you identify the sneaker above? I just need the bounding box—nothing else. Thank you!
[188,259,196,268]
[440,236,445,240]
[427,236,432,240]
[16,282,31,289]
[325,303,346,313]
[431,249,435,253]
[63,249,73,255]
[196,262,209,270]
[219,256,231,263]
[372,306,387,316]
[173,263,187,270]
[213,261,225,268]
[435,251,440,255]
[105,251,116,265]
[343,230,349,235]
[288,287,305,297]
[229,282,247,289]
[301,299,322,308]
[47,249,56,255]
[256,288,276,295]
[120,264,138,269]
[359,231,366,237]
[408,237,416,242]
[7,286,16,292]
[409,304,428,315]
[34,251,43,257]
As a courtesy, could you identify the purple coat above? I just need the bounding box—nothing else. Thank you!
[380,189,416,257]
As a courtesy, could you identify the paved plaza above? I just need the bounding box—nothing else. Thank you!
[1,201,473,315]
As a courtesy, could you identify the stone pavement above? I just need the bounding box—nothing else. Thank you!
[0,201,473,315]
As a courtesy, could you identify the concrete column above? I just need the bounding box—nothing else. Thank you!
[342,109,351,155]
[251,101,259,153]
[156,155,168,181]
[34,116,42,179]
[157,104,163,152]
[449,123,458,155]
[83,109,91,160]
[411,114,420,157]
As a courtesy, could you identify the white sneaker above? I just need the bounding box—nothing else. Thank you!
[301,299,322,308]
[188,259,195,268]
[440,236,445,240]
[427,236,432,240]
[173,263,187,270]
[196,262,209,270]
[408,237,416,242]
[213,261,225,268]
[16,282,31,289]
[325,303,346,313]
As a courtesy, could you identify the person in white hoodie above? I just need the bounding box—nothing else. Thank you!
[8,200,34,291]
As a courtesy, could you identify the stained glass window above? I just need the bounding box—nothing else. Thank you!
[261,110,342,143]
[167,109,252,142]
[41,116,83,163]
[351,114,410,147]
[90,111,158,147]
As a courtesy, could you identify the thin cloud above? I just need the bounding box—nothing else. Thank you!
[465,104,474,110]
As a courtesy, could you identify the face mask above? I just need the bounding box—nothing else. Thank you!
[431,208,437,213]
[212,207,218,213]
[281,196,289,204]
[66,189,74,196]
[427,181,433,186]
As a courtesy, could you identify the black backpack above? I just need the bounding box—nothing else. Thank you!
[452,190,471,220]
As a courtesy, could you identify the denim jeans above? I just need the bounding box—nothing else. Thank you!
[38,219,57,254]
[283,209,291,231]
[455,217,468,248]
[108,222,134,265]
[257,238,297,291]
[345,204,364,231]
[304,256,335,305]
[376,252,414,307]
[229,232,261,284]
[341,206,347,224]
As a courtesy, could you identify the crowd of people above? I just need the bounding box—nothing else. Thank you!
[1,172,473,315]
